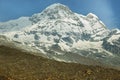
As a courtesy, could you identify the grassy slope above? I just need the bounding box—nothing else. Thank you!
[0,45,120,80]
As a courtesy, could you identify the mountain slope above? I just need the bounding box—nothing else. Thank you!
[0,3,120,69]
[102,29,120,56]
[0,45,120,80]
[0,17,32,33]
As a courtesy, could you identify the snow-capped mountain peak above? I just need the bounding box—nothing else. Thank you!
[45,3,70,11]
[87,13,99,19]
[29,3,74,24]
[3,3,110,46]
[111,28,120,34]
[0,3,120,69]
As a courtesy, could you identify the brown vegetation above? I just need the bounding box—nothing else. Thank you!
[0,45,120,80]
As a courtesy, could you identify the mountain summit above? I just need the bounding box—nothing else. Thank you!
[0,3,120,69]
[44,3,71,12]
[29,3,74,24]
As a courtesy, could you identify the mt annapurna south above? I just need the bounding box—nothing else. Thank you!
[0,3,120,70]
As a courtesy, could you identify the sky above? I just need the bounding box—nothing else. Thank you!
[0,0,120,29]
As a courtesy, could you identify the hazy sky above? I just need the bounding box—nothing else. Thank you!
[0,0,120,29]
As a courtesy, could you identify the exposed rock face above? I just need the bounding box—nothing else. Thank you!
[102,29,120,56]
